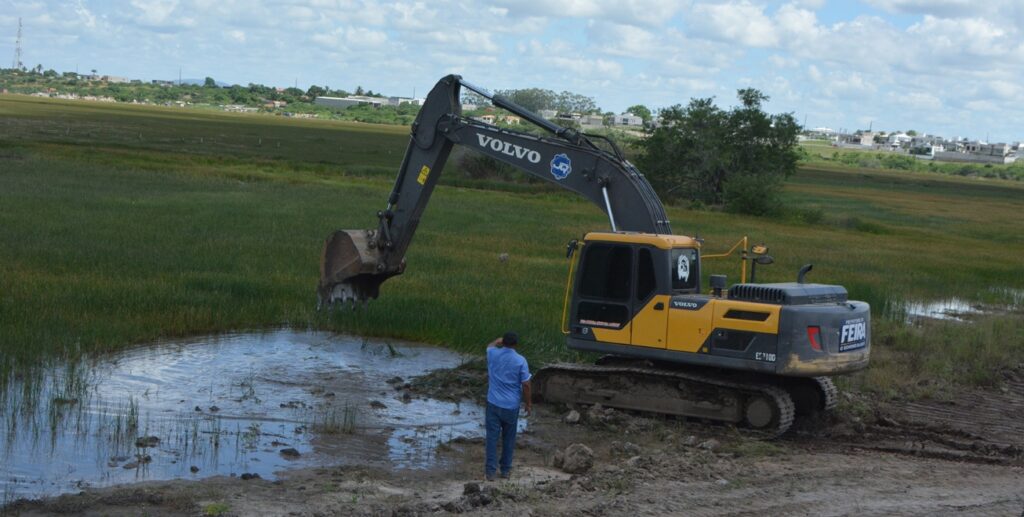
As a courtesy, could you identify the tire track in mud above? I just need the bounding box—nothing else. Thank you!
[891,377,1024,447]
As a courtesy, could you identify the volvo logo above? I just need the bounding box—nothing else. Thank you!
[476,134,542,163]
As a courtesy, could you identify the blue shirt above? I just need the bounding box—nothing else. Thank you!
[486,347,531,410]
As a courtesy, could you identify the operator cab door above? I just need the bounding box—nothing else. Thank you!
[629,247,669,349]
[573,243,633,344]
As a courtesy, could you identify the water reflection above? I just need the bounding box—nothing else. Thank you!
[1,331,492,500]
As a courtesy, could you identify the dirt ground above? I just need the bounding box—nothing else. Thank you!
[5,369,1024,517]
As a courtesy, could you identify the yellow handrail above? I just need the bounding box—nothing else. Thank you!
[701,236,750,283]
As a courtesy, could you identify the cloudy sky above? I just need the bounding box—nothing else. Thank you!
[3,0,1022,141]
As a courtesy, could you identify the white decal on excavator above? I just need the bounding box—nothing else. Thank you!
[677,254,690,282]
[839,318,867,351]
[476,134,542,164]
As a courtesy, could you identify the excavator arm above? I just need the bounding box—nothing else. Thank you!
[318,75,672,307]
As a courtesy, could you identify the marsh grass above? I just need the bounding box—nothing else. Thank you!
[312,403,358,435]
[1,96,1022,401]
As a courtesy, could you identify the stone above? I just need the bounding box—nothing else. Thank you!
[463,482,480,495]
[612,441,641,456]
[134,436,160,448]
[683,435,698,446]
[698,439,721,452]
[369,400,387,409]
[240,473,261,480]
[560,443,595,474]
[190,466,199,473]
[280,448,301,458]
[563,410,581,424]
[552,450,565,469]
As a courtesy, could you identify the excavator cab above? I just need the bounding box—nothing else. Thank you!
[565,232,870,378]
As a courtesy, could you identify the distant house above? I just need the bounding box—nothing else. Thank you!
[579,114,604,128]
[611,113,643,127]
[539,109,558,120]
[476,114,496,124]
[462,103,478,112]
[102,76,129,84]
[887,132,911,147]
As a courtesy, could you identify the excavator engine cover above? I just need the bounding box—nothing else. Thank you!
[318,229,403,308]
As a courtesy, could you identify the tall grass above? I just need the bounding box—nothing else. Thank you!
[1,96,1022,398]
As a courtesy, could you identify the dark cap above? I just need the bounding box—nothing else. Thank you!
[502,331,519,347]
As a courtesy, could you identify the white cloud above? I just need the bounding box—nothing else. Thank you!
[691,1,778,47]
[491,0,682,27]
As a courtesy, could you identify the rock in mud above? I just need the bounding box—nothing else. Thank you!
[560,443,595,474]
[683,435,699,447]
[698,439,721,452]
[190,466,199,473]
[134,436,160,448]
[280,448,301,458]
[369,400,387,409]
[564,410,581,424]
[209,405,220,412]
[387,376,404,385]
[611,441,641,456]
[122,461,139,470]
[240,473,261,480]
[463,482,480,495]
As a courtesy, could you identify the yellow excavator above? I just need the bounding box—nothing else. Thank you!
[319,75,870,437]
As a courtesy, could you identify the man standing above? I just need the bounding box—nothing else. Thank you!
[485,331,531,481]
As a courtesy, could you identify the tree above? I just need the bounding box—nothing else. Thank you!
[907,129,918,136]
[355,85,365,96]
[204,76,216,88]
[637,88,800,215]
[626,104,652,123]
[495,88,555,112]
[306,85,326,98]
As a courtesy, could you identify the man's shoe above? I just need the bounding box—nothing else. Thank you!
[485,473,496,482]
[499,471,510,479]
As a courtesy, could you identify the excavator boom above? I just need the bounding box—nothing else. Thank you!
[319,75,670,307]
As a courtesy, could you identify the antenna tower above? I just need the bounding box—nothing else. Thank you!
[12,18,23,70]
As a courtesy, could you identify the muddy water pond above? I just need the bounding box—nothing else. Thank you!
[1,331,500,500]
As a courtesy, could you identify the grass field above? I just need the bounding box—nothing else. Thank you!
[2,95,1022,398]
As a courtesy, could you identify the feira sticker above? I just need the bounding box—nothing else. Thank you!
[416,165,431,185]
[677,254,690,282]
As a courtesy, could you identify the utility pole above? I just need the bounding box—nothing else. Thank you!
[12,18,23,70]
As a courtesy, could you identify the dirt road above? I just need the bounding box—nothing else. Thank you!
[6,371,1023,516]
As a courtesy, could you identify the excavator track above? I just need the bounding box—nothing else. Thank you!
[533,363,796,439]
[814,376,839,411]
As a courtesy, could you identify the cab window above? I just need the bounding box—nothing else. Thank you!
[671,248,699,292]
[636,248,656,302]
[578,244,632,301]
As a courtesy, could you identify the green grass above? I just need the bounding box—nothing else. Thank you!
[2,95,1023,400]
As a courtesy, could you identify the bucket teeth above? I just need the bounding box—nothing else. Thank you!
[318,229,402,310]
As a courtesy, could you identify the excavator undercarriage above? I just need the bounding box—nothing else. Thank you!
[533,359,837,438]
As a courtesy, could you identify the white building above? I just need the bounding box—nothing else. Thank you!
[612,113,644,126]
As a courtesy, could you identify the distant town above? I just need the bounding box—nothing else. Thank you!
[805,127,1020,165]
[2,67,1020,165]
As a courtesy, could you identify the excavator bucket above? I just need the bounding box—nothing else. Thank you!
[317,229,402,309]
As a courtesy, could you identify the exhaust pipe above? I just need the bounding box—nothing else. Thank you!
[317,229,404,309]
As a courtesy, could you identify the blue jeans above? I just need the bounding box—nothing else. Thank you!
[485,402,519,476]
